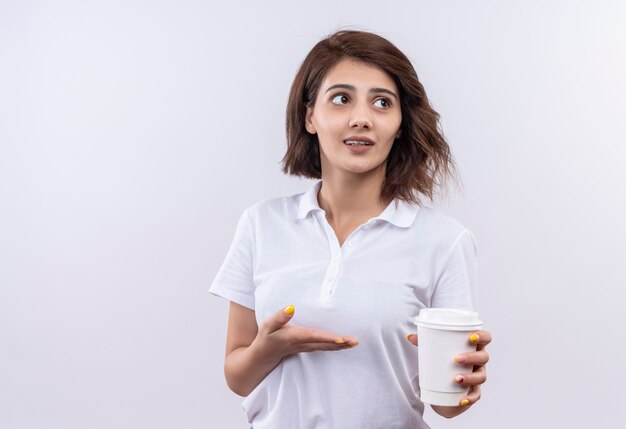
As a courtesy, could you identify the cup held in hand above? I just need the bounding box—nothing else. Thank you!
[415,308,482,406]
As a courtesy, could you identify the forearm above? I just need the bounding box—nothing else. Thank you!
[430,404,470,419]
[224,339,283,397]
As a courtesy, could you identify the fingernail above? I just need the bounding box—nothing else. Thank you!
[469,333,480,343]
[454,355,467,363]
[460,399,470,406]
[406,334,416,341]
[334,340,345,344]
[284,304,295,315]
[454,375,464,383]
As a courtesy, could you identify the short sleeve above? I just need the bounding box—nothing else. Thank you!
[209,208,256,310]
[431,230,478,311]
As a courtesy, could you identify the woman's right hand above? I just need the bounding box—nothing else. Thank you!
[252,304,359,362]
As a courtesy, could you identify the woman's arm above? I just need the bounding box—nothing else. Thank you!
[223,302,358,397]
[223,302,282,397]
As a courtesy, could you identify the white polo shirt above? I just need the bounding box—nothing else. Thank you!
[209,180,478,429]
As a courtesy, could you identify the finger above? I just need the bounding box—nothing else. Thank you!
[453,350,489,366]
[459,385,481,406]
[341,336,360,347]
[406,333,418,346]
[324,336,359,347]
[468,330,492,350]
[264,304,296,334]
[297,341,356,353]
[302,334,359,347]
[289,327,358,346]
[453,366,487,387]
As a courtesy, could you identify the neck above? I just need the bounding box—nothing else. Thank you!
[317,168,389,225]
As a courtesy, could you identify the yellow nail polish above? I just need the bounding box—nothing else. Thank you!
[460,399,470,406]
[334,340,345,344]
[353,341,359,346]
[406,334,414,341]
[469,333,480,343]
[284,304,295,315]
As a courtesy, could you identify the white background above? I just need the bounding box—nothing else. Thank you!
[1,1,625,428]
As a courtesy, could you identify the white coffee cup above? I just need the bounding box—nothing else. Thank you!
[415,308,483,406]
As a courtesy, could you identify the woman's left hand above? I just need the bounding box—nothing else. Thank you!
[406,330,492,408]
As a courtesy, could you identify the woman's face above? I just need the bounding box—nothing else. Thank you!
[305,58,402,179]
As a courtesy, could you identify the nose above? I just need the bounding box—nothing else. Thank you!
[348,101,372,129]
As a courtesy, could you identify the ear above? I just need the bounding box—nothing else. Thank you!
[395,128,402,139]
[305,106,317,134]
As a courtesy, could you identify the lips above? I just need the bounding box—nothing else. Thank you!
[343,136,375,146]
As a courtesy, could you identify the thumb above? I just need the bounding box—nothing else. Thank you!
[265,304,295,334]
[406,333,418,346]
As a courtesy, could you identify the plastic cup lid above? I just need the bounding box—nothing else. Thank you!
[415,308,482,330]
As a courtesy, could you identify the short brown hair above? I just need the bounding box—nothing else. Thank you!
[281,30,460,206]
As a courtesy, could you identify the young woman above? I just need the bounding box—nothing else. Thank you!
[210,30,492,428]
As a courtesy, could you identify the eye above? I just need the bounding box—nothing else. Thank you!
[331,94,349,105]
[374,97,392,109]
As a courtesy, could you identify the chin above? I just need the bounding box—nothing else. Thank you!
[342,165,379,175]
[345,160,386,173]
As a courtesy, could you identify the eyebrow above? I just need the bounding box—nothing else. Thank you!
[324,83,398,100]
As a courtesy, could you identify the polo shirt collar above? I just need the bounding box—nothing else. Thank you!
[296,180,419,228]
